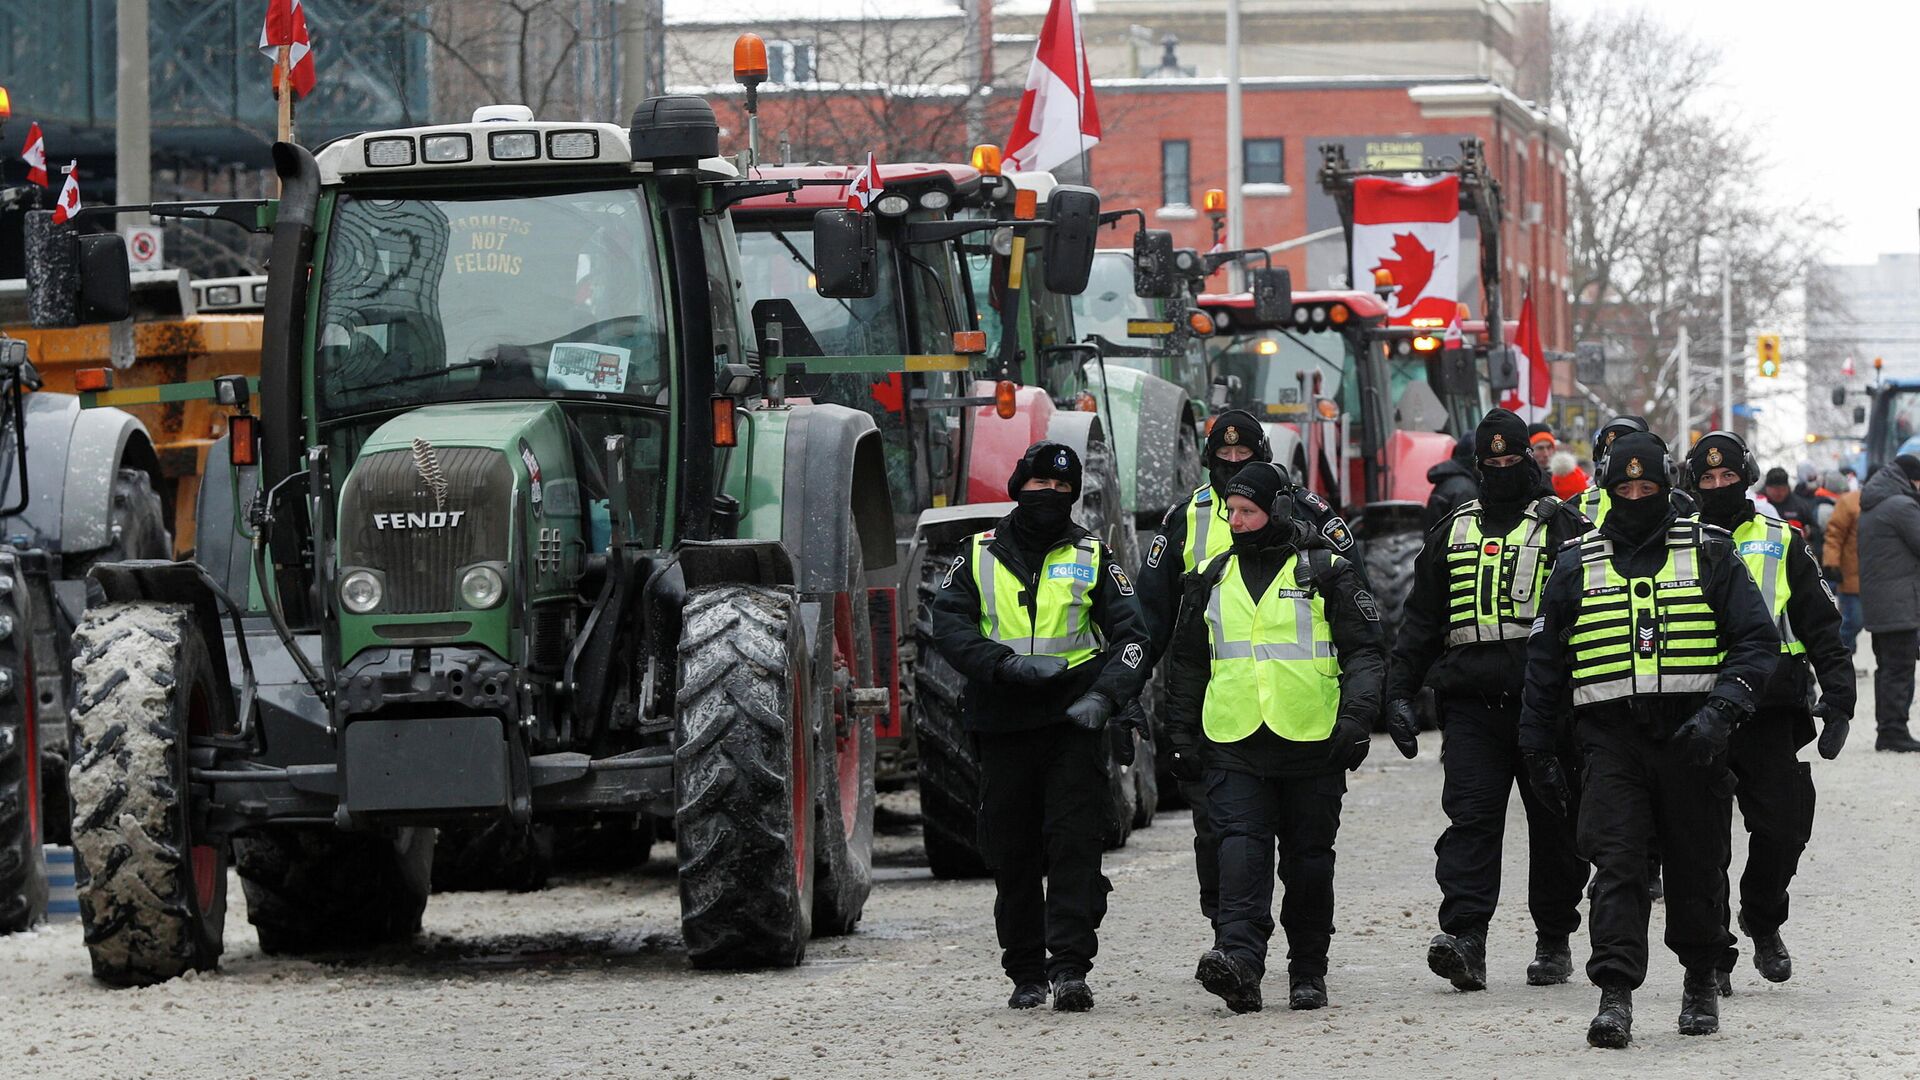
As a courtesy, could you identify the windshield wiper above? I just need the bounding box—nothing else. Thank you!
[339,355,494,395]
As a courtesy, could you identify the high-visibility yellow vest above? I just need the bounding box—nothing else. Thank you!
[1573,487,1609,529]
[1567,523,1724,706]
[1441,497,1560,647]
[970,532,1104,669]
[1181,484,1232,573]
[1200,551,1341,743]
[1732,515,1806,657]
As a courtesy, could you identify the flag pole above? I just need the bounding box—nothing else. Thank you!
[276,45,294,145]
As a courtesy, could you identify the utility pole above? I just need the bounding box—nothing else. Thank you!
[1721,245,1734,433]
[116,0,151,233]
[1675,324,1689,447]
[617,0,660,121]
[963,0,992,146]
[1225,0,1244,289]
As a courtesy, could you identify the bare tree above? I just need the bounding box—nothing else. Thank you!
[368,0,622,123]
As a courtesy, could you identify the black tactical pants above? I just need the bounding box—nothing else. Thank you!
[1873,629,1917,737]
[1179,777,1221,926]
[1434,695,1588,940]
[1722,705,1816,948]
[1575,716,1736,990]
[1206,766,1345,981]
[975,723,1111,986]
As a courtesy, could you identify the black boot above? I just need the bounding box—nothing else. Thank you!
[1586,988,1633,1049]
[1876,729,1920,752]
[1007,982,1048,1009]
[1288,973,1328,1010]
[1195,949,1263,1014]
[1526,934,1573,986]
[1427,930,1488,991]
[1051,976,1094,1012]
[1715,969,1733,997]
[1678,969,1720,1035]
[1742,914,1793,983]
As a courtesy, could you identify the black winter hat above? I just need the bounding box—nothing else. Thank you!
[1205,409,1272,462]
[1222,460,1292,518]
[1686,432,1753,486]
[1006,440,1082,500]
[1598,431,1671,490]
[1897,454,1920,482]
[1763,466,1791,488]
[1476,408,1531,462]
[1592,415,1649,464]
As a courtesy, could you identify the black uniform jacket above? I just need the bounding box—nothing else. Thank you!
[1162,535,1386,777]
[1517,504,1781,754]
[930,517,1152,734]
[1388,492,1591,702]
[1718,503,1856,740]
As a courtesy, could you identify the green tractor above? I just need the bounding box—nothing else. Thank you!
[31,97,893,985]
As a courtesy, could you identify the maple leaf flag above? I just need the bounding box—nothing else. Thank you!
[50,161,80,225]
[845,152,881,211]
[21,123,47,188]
[1005,0,1100,174]
[1351,175,1459,328]
[1442,314,1464,350]
[259,0,317,99]
[1498,289,1552,423]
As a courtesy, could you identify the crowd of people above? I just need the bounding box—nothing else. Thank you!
[929,407,1896,1049]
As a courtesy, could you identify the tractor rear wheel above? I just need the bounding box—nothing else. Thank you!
[912,540,988,880]
[811,557,877,936]
[0,564,43,933]
[1361,526,1424,655]
[1103,740,1136,850]
[430,819,553,893]
[235,827,434,955]
[1131,721,1159,829]
[675,585,814,968]
[66,469,172,576]
[68,602,226,986]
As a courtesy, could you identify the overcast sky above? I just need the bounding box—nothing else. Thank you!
[1556,0,1918,267]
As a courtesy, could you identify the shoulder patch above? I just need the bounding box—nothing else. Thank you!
[1353,588,1380,621]
[942,554,965,587]
[1108,563,1135,595]
[1320,515,1354,551]
[1146,533,1168,568]
[1121,642,1145,669]
[1299,489,1330,513]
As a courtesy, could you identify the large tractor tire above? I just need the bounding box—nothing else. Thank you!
[1360,526,1424,655]
[68,602,226,986]
[234,827,434,955]
[1103,741,1136,850]
[812,573,877,936]
[66,468,172,576]
[1077,436,1142,584]
[675,585,815,969]
[1131,722,1159,830]
[912,540,989,880]
[430,820,553,893]
[0,568,44,933]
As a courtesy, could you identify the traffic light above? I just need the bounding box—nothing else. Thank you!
[1756,333,1782,378]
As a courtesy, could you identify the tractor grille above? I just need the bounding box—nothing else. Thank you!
[337,446,513,614]
[528,603,571,672]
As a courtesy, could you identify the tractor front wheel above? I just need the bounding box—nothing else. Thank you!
[0,562,43,933]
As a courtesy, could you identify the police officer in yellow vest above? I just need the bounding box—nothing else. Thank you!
[1682,431,1854,993]
[1386,409,1592,993]
[1163,461,1384,1014]
[1136,409,1353,930]
[930,440,1151,1013]
[1570,415,1699,526]
[1518,431,1780,1048]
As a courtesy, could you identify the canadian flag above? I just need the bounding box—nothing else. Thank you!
[1005,0,1100,174]
[51,161,80,225]
[1352,175,1459,328]
[845,152,881,211]
[1442,313,1464,350]
[21,123,47,188]
[1498,289,1552,423]
[259,0,317,99]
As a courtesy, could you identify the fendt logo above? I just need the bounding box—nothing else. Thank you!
[373,511,466,530]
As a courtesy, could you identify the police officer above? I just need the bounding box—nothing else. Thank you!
[1136,409,1353,931]
[1386,408,1591,992]
[1518,431,1779,1048]
[1682,432,1854,991]
[1571,416,1651,524]
[1163,462,1385,1014]
[930,440,1151,1013]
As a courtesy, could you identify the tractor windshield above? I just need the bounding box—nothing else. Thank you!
[1211,328,1354,420]
[1874,385,1920,465]
[736,226,907,356]
[315,188,669,418]
[1073,252,1166,372]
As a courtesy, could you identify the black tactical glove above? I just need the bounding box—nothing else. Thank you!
[1675,697,1741,767]
[1109,702,1145,765]
[1522,749,1570,819]
[1330,715,1371,772]
[1065,691,1115,732]
[1386,698,1421,759]
[1814,700,1851,760]
[1167,744,1205,782]
[1821,564,1843,585]
[997,653,1070,687]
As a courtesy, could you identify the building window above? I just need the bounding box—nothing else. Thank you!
[767,40,815,84]
[1244,139,1283,185]
[1161,140,1190,206]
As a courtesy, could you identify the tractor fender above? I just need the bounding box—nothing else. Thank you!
[779,403,896,593]
[1262,422,1306,485]
[1385,429,1457,504]
[1042,408,1105,470]
[966,384,1055,505]
[1111,369,1194,519]
[902,502,1015,610]
[0,392,155,555]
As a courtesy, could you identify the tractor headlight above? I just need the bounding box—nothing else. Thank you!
[460,565,506,610]
[340,569,384,614]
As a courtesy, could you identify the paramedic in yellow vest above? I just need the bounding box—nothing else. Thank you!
[930,440,1151,1014]
[1518,431,1779,1049]
[1163,461,1384,1014]
[1682,431,1854,993]
[1385,408,1592,994]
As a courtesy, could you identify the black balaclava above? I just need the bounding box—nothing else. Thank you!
[1474,407,1541,509]
[1590,415,1650,469]
[1685,432,1754,527]
[1598,430,1673,542]
[1205,409,1273,494]
[1004,440,1082,556]
[1223,461,1296,551]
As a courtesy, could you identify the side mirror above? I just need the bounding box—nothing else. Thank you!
[811,209,878,299]
[1131,228,1176,299]
[1041,185,1100,296]
[1437,347,1476,397]
[78,234,132,323]
[1486,345,1520,394]
[1831,386,1847,407]
[1251,267,1292,325]
[1855,404,1867,425]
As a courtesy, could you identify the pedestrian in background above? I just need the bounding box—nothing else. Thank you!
[1550,449,1590,501]
[1822,481,1865,665]
[1856,455,1920,752]
[1426,434,1479,529]
[1528,423,1557,470]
